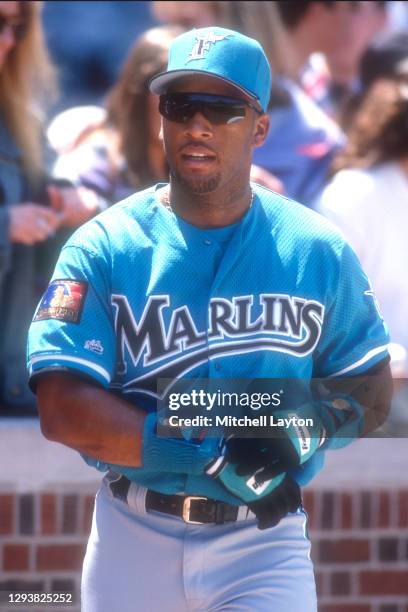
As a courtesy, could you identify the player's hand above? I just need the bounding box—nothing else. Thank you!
[247,475,302,530]
[219,467,302,530]
[225,397,362,480]
[224,403,326,480]
[206,445,301,530]
[206,437,286,502]
[8,204,62,245]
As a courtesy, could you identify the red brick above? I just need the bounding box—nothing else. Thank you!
[319,539,370,563]
[359,491,372,528]
[19,494,34,535]
[378,491,390,528]
[62,494,78,534]
[359,571,408,595]
[40,494,57,535]
[314,571,325,597]
[330,571,351,596]
[378,538,399,561]
[82,495,95,534]
[0,495,14,534]
[398,491,408,527]
[319,606,370,612]
[302,490,314,529]
[36,544,85,571]
[341,492,353,529]
[321,491,335,529]
[3,544,29,571]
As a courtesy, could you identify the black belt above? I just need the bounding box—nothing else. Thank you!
[109,475,243,525]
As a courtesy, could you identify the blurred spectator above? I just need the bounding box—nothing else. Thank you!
[42,1,157,113]
[319,78,408,381]
[340,30,408,128]
[215,1,345,206]
[152,1,219,29]
[0,0,60,415]
[277,1,387,123]
[360,30,408,90]
[0,1,101,417]
[51,26,184,204]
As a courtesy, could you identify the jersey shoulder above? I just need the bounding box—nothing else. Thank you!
[253,183,347,255]
[59,184,162,254]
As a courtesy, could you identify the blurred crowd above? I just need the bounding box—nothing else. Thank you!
[0,0,407,421]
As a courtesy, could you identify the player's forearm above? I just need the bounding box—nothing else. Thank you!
[37,372,146,466]
[324,361,393,439]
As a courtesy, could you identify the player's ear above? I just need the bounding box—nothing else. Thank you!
[252,113,269,148]
[159,121,164,141]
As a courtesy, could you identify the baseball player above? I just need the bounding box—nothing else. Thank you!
[27,28,392,612]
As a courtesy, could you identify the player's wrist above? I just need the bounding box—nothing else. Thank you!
[142,412,221,475]
[313,395,365,449]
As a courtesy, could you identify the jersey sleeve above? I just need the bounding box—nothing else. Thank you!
[313,241,390,377]
[27,238,115,389]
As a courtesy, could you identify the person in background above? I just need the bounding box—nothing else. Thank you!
[51,26,184,206]
[277,0,387,125]
[151,1,219,29]
[215,1,345,206]
[41,1,157,113]
[340,29,408,126]
[319,77,408,391]
[0,1,98,416]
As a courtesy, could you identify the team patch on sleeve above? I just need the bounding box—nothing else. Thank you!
[34,280,88,324]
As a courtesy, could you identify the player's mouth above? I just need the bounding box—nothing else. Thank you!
[179,146,217,170]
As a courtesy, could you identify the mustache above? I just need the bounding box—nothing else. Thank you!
[179,142,217,155]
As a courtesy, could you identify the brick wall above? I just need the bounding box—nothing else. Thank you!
[0,490,96,612]
[304,490,408,612]
[0,488,407,611]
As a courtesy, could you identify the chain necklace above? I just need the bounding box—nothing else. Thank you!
[161,187,255,214]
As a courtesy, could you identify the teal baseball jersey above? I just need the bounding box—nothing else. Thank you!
[27,183,389,503]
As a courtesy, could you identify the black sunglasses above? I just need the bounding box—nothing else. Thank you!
[0,15,27,41]
[159,92,262,125]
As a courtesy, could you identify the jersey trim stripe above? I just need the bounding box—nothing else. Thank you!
[328,344,389,377]
[28,355,111,384]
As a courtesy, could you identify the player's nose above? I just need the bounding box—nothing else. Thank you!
[183,111,213,139]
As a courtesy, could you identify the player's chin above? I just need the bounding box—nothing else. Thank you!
[177,171,222,195]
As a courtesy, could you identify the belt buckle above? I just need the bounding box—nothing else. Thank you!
[182,496,207,524]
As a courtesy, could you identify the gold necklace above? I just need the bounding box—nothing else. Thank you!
[161,187,254,214]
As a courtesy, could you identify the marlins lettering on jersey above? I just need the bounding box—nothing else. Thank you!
[112,293,324,395]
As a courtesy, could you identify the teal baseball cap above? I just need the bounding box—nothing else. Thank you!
[149,27,271,112]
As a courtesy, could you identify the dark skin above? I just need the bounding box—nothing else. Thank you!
[36,75,393,468]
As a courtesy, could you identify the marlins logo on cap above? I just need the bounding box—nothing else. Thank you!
[149,27,272,112]
[186,31,231,63]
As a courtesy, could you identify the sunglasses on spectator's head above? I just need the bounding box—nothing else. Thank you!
[0,15,27,40]
[159,92,262,125]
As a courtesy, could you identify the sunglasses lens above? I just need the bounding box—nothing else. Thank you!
[159,94,247,125]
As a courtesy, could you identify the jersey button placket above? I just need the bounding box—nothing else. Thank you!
[206,239,224,377]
